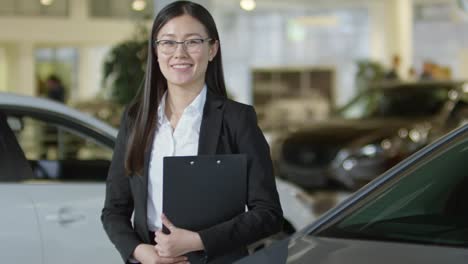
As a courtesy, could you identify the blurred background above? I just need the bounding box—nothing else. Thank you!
[1,2,468,259]
[0,0,467,110]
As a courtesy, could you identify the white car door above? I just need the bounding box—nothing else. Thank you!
[1,114,42,263]
[0,185,43,263]
[10,114,121,264]
[25,183,119,264]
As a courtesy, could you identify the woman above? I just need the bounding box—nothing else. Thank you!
[101,1,283,264]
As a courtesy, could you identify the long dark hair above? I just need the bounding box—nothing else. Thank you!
[125,1,227,176]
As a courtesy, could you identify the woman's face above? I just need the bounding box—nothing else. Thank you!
[155,14,218,90]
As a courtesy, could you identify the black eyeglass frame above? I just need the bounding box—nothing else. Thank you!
[154,38,213,51]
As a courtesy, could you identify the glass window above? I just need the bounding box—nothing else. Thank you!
[219,6,370,106]
[35,47,78,101]
[413,1,468,80]
[89,0,154,19]
[0,0,69,17]
[0,113,33,182]
[7,115,112,182]
[317,129,468,247]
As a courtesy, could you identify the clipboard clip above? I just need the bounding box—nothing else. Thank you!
[189,160,222,165]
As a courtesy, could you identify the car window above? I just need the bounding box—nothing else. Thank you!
[0,112,34,182]
[7,115,112,182]
[318,131,468,247]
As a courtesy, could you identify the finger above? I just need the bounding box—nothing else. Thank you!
[172,261,189,264]
[154,244,164,255]
[154,244,171,258]
[155,230,167,244]
[156,229,166,238]
[162,213,176,231]
[157,255,188,264]
[155,230,160,243]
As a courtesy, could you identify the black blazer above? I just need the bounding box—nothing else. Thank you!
[101,90,283,263]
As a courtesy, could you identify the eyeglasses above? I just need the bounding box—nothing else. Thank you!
[155,38,212,54]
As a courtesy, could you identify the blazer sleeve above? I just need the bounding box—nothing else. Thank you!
[198,105,283,260]
[101,111,142,263]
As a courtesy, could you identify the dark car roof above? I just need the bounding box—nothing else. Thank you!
[332,80,467,119]
[369,80,466,91]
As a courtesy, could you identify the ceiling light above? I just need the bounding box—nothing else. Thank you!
[240,0,256,11]
[40,0,54,6]
[132,0,146,11]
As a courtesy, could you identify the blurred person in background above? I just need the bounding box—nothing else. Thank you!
[46,74,66,103]
[420,60,434,80]
[384,54,401,80]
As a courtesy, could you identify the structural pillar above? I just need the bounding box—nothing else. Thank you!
[369,0,413,79]
[0,46,7,92]
[16,42,36,95]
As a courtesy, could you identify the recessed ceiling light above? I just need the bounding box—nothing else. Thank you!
[240,0,256,11]
[132,0,146,11]
[40,0,54,6]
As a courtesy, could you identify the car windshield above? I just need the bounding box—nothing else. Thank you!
[316,126,468,248]
[338,84,453,119]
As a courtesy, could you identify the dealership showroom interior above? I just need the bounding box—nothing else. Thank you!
[1,0,468,263]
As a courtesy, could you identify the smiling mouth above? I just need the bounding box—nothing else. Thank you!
[171,64,193,69]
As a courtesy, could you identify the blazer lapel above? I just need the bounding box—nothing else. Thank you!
[141,128,155,242]
[142,132,153,190]
[198,90,225,155]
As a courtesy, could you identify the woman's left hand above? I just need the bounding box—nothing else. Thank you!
[154,214,205,257]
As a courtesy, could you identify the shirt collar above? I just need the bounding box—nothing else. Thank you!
[157,93,168,126]
[157,85,207,125]
[186,85,207,116]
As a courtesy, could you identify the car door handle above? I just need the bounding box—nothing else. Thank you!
[46,207,86,226]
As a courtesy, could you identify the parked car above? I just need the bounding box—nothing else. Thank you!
[0,92,315,263]
[237,122,468,264]
[274,81,468,190]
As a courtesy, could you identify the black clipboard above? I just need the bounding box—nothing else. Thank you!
[162,154,247,234]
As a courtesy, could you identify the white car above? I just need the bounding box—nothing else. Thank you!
[0,92,316,263]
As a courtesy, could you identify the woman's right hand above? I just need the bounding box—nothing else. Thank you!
[133,244,189,264]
